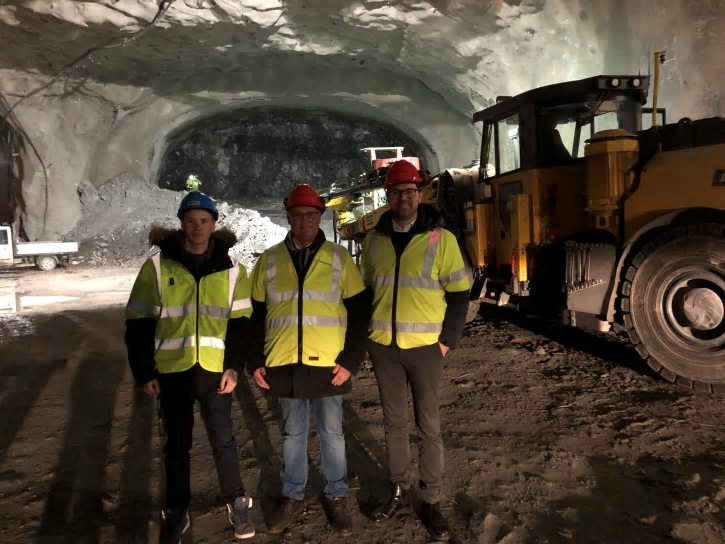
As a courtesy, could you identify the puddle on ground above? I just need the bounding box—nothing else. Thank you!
[0,291,81,343]
[0,291,79,314]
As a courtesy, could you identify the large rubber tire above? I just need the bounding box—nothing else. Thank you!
[36,255,58,271]
[619,224,725,390]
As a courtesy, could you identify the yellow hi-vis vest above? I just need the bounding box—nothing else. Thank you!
[251,240,365,368]
[361,227,469,349]
[125,252,252,374]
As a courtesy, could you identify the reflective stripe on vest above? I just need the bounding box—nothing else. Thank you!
[227,261,240,308]
[156,336,195,351]
[231,298,252,311]
[422,228,440,277]
[267,244,344,303]
[367,228,441,287]
[266,315,348,329]
[127,298,161,318]
[155,336,226,350]
[148,254,251,320]
[160,303,195,318]
[370,319,442,333]
[439,267,468,285]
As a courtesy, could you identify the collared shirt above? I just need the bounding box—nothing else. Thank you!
[392,214,417,233]
[284,229,325,275]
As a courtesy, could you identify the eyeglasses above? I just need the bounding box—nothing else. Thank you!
[386,188,420,199]
[289,211,321,221]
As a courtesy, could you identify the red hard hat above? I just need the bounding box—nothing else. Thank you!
[384,160,424,187]
[284,183,325,211]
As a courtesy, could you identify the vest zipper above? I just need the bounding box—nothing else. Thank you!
[391,253,401,348]
[297,271,304,364]
[195,276,201,364]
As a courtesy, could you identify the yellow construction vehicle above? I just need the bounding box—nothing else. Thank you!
[464,66,725,391]
[328,61,725,390]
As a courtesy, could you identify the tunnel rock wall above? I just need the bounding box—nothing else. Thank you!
[158,108,425,200]
[90,60,481,191]
[0,70,118,240]
[550,0,725,121]
[617,1,724,121]
[0,66,478,239]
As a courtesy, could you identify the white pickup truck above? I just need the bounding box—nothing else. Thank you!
[0,224,78,271]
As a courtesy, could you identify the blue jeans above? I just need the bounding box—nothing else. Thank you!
[279,396,348,500]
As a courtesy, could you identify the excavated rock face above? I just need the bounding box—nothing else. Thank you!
[157,108,426,199]
[0,0,722,239]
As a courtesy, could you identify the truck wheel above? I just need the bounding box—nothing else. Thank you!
[36,255,58,271]
[619,224,725,390]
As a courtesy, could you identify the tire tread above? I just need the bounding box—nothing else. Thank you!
[617,222,725,391]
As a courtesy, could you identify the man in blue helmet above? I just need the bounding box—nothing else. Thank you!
[124,191,255,543]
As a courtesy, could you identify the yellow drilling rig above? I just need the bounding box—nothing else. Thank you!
[325,56,725,391]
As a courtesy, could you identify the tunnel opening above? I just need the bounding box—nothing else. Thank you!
[157,107,426,203]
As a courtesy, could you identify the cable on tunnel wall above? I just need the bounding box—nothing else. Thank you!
[0,0,177,235]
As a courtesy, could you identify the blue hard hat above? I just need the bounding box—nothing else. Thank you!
[177,191,218,221]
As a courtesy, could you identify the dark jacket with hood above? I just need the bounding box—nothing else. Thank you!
[372,203,470,349]
[247,229,371,399]
[124,225,249,387]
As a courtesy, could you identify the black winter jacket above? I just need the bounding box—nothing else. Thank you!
[124,226,250,387]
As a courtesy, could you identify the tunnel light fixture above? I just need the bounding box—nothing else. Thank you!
[609,78,620,87]
[630,77,642,87]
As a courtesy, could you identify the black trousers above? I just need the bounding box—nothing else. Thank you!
[158,365,245,509]
[367,341,445,503]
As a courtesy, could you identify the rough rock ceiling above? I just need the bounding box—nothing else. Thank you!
[2,0,722,118]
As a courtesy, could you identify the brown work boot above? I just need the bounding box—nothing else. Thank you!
[323,496,353,536]
[266,497,305,534]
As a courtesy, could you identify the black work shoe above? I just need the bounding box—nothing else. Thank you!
[370,484,410,524]
[266,497,305,534]
[324,496,353,536]
[227,496,255,539]
[159,507,190,544]
[421,501,451,541]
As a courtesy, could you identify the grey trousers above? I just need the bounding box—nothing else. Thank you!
[368,341,445,503]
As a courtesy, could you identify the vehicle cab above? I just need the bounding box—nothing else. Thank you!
[471,75,655,290]
[0,224,16,265]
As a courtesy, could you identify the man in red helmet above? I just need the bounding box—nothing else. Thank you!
[362,160,470,541]
[248,184,370,536]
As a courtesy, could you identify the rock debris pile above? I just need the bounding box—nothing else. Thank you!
[64,173,287,270]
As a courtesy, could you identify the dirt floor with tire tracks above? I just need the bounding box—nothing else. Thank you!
[0,266,723,544]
